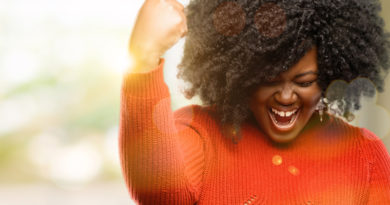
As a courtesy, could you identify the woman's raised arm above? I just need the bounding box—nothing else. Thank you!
[119,1,203,204]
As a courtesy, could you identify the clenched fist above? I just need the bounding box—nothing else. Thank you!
[129,0,187,73]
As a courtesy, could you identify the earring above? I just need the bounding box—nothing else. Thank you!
[315,97,328,122]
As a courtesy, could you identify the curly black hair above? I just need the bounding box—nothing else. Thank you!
[178,0,390,131]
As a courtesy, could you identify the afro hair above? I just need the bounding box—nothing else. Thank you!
[178,0,390,131]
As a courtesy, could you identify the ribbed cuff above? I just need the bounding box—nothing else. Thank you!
[122,58,170,99]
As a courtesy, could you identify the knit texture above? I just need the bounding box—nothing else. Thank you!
[119,59,390,204]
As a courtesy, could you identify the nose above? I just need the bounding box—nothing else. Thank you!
[274,84,297,106]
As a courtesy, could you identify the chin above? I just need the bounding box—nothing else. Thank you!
[267,131,300,143]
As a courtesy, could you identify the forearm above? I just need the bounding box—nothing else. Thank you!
[119,60,196,204]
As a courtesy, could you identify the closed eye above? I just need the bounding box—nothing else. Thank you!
[296,80,316,87]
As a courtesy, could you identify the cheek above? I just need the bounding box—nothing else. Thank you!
[302,87,322,108]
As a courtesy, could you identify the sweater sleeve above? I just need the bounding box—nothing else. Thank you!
[119,59,204,204]
[361,128,390,203]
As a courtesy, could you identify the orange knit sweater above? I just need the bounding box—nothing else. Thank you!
[119,59,390,204]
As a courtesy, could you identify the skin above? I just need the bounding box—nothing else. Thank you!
[249,47,322,143]
[130,0,321,143]
[129,0,187,73]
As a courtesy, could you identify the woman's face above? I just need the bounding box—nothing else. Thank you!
[249,48,321,143]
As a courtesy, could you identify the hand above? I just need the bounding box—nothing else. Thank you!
[129,0,187,72]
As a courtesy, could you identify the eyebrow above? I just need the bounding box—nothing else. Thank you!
[294,71,318,79]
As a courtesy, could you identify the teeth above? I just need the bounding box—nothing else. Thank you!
[271,108,297,117]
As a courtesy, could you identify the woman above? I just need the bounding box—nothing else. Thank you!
[120,0,390,204]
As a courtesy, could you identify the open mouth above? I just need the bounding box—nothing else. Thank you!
[268,107,300,131]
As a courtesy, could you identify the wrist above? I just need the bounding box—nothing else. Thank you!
[128,48,161,73]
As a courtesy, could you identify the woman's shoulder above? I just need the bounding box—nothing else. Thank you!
[316,113,378,143]
[315,114,390,162]
[326,114,388,153]
[173,105,222,154]
[324,113,363,133]
[328,114,381,140]
[358,127,390,166]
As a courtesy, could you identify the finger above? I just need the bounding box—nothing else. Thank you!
[180,24,188,38]
[167,0,185,11]
[168,1,186,27]
[180,14,188,38]
[163,0,187,37]
[178,9,187,34]
[182,12,187,33]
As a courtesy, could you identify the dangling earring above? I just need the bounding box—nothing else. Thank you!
[315,97,328,122]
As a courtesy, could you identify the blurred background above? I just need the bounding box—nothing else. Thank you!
[0,0,389,204]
